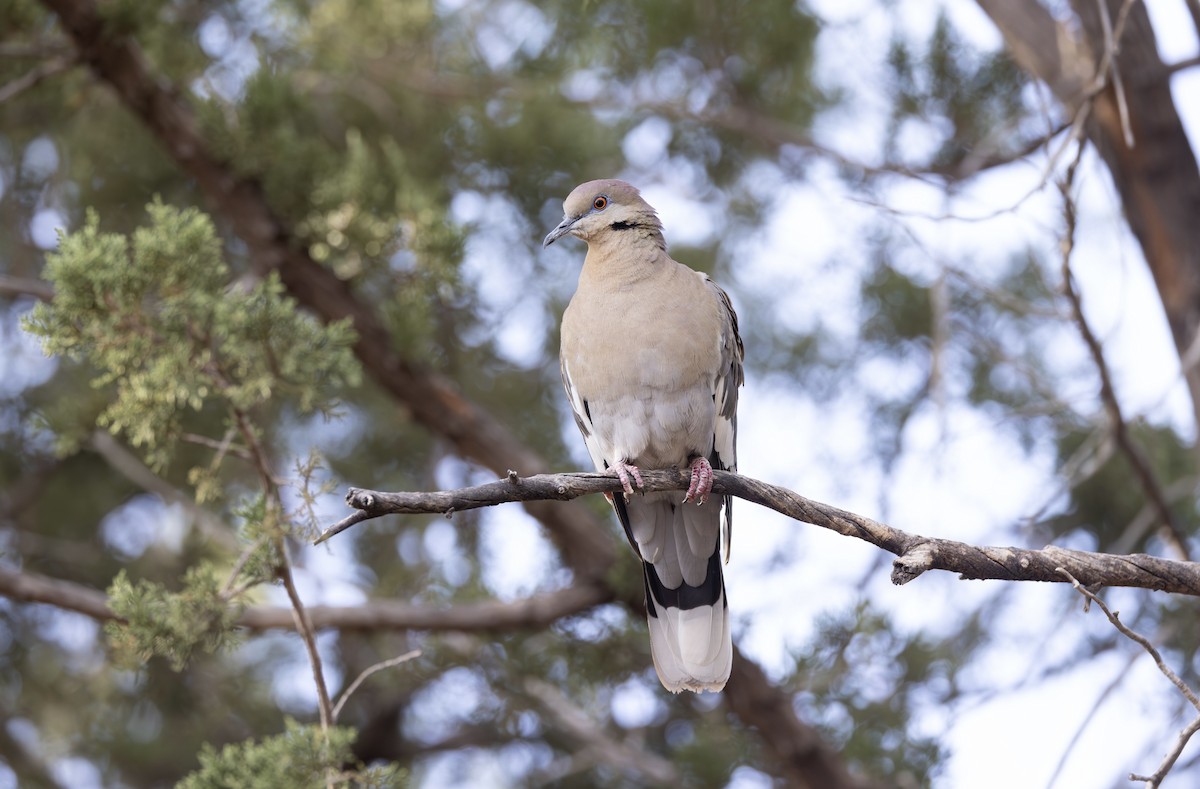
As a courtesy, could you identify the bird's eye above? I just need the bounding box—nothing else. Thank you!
[592,196,608,211]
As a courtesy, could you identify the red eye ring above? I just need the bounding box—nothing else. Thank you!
[593,196,608,211]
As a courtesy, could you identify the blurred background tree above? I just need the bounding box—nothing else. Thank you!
[3,0,1200,786]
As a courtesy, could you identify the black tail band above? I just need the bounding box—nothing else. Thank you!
[643,551,727,617]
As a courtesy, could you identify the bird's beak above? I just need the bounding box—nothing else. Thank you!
[543,214,579,248]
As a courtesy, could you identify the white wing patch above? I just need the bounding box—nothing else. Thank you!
[561,358,609,473]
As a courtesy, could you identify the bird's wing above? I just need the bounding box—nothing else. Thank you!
[706,274,744,563]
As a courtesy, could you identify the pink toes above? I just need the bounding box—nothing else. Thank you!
[684,456,714,505]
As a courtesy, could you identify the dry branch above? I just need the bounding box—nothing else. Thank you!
[1059,569,1200,787]
[1058,148,1190,560]
[0,565,613,633]
[324,468,1200,597]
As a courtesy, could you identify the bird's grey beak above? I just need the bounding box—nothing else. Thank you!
[543,215,579,248]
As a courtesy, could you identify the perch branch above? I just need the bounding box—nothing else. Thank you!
[323,469,1200,597]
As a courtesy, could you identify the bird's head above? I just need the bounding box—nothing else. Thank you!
[543,179,664,249]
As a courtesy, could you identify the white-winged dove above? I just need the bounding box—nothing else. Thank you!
[545,179,744,693]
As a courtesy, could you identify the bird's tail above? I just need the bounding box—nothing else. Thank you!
[628,493,732,693]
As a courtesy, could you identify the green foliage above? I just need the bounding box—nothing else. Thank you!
[861,263,932,346]
[1050,422,1199,552]
[886,11,1027,172]
[794,602,971,785]
[177,718,406,789]
[106,565,241,672]
[23,201,361,470]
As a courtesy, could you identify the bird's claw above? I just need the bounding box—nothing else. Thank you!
[683,457,714,505]
[611,461,645,500]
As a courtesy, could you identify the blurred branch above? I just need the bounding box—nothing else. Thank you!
[0,564,120,621]
[523,677,681,786]
[0,40,71,58]
[1058,569,1200,787]
[0,564,613,631]
[327,469,1200,597]
[0,53,75,104]
[0,274,55,301]
[87,430,239,552]
[331,649,421,723]
[1057,151,1190,560]
[1166,54,1200,75]
[377,64,1062,185]
[1187,0,1200,43]
[1044,648,1141,789]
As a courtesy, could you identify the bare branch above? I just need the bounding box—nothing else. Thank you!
[275,550,333,731]
[1058,568,1200,787]
[1094,0,1136,148]
[0,564,614,632]
[0,565,122,622]
[1057,149,1190,560]
[1187,0,1200,44]
[87,431,238,551]
[523,677,681,786]
[1131,715,1200,788]
[1166,53,1200,75]
[0,274,55,301]
[332,649,421,723]
[1058,568,1200,711]
[0,54,75,104]
[325,469,1200,596]
[244,582,615,632]
[1043,649,1140,789]
[0,40,71,58]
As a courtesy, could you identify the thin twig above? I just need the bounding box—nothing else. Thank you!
[276,542,334,732]
[331,649,421,723]
[1056,569,1200,708]
[220,534,270,599]
[1057,145,1189,560]
[0,54,75,104]
[1095,0,1136,148]
[181,430,253,462]
[1057,568,1200,787]
[1130,715,1200,787]
[523,677,681,785]
[1043,649,1140,789]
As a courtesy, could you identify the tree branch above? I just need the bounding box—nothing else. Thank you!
[1058,569,1200,787]
[0,53,75,104]
[0,274,55,301]
[324,469,1200,597]
[0,564,614,632]
[1057,150,1191,560]
[522,677,681,786]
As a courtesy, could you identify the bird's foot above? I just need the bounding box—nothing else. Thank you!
[683,456,714,505]
[610,460,644,498]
